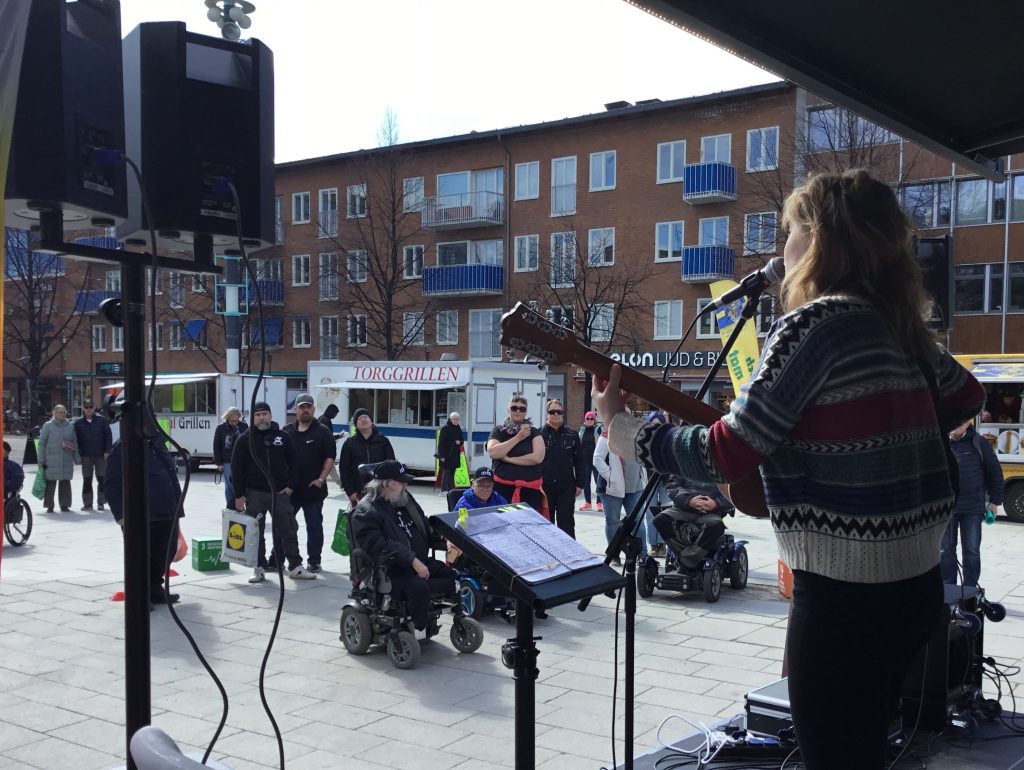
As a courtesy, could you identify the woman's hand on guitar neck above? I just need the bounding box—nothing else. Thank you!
[592,364,631,423]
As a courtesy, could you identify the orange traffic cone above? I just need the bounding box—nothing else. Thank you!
[110,590,125,601]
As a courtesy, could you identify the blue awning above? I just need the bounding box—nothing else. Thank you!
[184,319,207,340]
[253,316,283,345]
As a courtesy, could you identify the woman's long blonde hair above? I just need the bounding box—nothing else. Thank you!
[781,169,937,365]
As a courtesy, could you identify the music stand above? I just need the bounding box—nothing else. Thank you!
[432,506,625,770]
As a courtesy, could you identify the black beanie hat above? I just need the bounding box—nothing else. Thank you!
[253,401,272,414]
[351,407,371,424]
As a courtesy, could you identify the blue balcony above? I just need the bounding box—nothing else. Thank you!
[422,264,503,297]
[74,290,120,314]
[251,279,284,305]
[681,246,735,283]
[683,162,737,204]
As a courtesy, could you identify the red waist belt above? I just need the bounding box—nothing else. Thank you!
[491,474,550,521]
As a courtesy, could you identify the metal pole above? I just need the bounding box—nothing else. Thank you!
[225,253,241,374]
[513,600,537,770]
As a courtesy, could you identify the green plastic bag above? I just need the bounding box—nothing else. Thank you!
[331,509,351,556]
[31,466,46,501]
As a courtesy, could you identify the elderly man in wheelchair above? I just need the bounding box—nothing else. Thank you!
[340,459,483,668]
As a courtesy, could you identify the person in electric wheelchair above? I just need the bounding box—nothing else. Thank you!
[654,474,735,570]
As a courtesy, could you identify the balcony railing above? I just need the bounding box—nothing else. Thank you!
[422,264,503,297]
[681,246,735,283]
[683,162,737,204]
[74,290,120,314]
[251,279,284,305]
[421,190,504,229]
[551,184,577,216]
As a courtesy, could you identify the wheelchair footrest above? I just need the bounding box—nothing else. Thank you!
[657,572,697,592]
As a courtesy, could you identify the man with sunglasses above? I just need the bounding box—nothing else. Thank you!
[74,399,112,512]
[541,399,585,538]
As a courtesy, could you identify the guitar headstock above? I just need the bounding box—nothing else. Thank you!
[500,302,578,366]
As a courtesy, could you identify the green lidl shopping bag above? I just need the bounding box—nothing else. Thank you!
[31,466,46,501]
[331,509,351,556]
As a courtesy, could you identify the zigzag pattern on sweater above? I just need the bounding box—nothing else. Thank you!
[770,501,951,541]
[787,426,940,454]
[814,376,927,405]
[698,428,727,483]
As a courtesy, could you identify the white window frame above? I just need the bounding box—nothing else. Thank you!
[955,177,1007,227]
[655,221,684,262]
[468,308,502,359]
[191,274,206,293]
[148,323,164,351]
[346,183,367,219]
[743,212,778,255]
[436,309,458,346]
[105,270,121,293]
[403,245,424,279]
[514,234,539,272]
[438,241,470,267]
[551,231,576,288]
[696,298,719,339]
[292,254,310,286]
[698,216,730,247]
[587,227,615,266]
[291,191,310,224]
[403,312,425,347]
[347,250,368,284]
[91,324,106,352]
[656,140,686,183]
[274,195,284,244]
[402,176,424,212]
[111,325,123,352]
[550,156,577,217]
[588,303,615,343]
[746,126,780,172]
[292,317,311,348]
[653,300,683,340]
[514,161,539,201]
[168,322,185,351]
[346,314,367,348]
[318,187,338,238]
[318,252,338,300]
[700,134,731,164]
[589,150,617,192]
[755,296,776,337]
[321,315,340,358]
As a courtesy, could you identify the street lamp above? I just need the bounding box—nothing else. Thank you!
[204,0,255,41]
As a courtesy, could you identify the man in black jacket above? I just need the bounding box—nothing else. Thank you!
[213,407,247,509]
[541,399,585,538]
[655,474,735,570]
[74,400,113,511]
[231,401,316,583]
[338,407,396,508]
[350,459,453,636]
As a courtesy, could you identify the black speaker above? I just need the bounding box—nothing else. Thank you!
[917,235,952,332]
[119,22,274,260]
[4,0,127,229]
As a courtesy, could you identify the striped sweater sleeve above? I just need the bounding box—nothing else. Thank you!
[932,346,986,431]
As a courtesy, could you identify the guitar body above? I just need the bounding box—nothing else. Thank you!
[500,302,769,518]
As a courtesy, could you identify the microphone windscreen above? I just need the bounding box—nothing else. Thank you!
[765,257,785,286]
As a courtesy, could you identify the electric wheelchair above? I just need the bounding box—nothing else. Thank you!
[445,488,516,624]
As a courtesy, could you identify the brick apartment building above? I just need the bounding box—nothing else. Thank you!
[5,81,1024,427]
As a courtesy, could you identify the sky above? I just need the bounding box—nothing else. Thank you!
[118,0,777,163]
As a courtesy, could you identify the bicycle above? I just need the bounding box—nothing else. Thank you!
[4,488,33,546]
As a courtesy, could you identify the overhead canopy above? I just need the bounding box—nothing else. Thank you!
[969,362,1024,383]
[629,0,1024,180]
[102,373,216,390]
[316,381,457,392]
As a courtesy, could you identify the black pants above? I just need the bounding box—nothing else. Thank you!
[653,508,724,568]
[386,558,454,630]
[543,483,577,539]
[440,466,456,492]
[149,519,175,593]
[246,489,302,570]
[493,482,544,514]
[787,566,942,770]
[43,479,72,511]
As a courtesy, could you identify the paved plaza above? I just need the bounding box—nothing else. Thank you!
[1,439,1022,769]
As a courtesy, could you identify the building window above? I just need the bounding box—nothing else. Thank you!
[807,106,897,151]
[515,161,539,200]
[292,317,311,348]
[292,254,310,286]
[345,314,366,347]
[473,239,502,266]
[274,195,284,244]
[403,245,424,279]
[147,268,164,295]
[551,231,576,288]
[548,305,574,330]
[588,227,615,266]
[91,325,106,352]
[404,312,425,346]
[903,181,952,228]
[1011,174,1024,222]
[264,258,284,282]
[756,295,776,336]
[402,176,424,212]
[438,241,469,267]
[436,310,458,345]
[655,221,684,262]
[167,272,185,307]
[105,270,120,293]
[346,183,367,218]
[699,216,729,247]
[168,322,184,351]
[318,188,338,237]
[292,191,310,224]
[347,250,368,283]
[656,140,686,183]
[514,234,539,272]
[190,323,209,350]
[148,323,164,351]
[744,212,778,254]
[746,126,779,172]
[318,252,338,300]
[587,303,615,343]
[954,262,1024,314]
[551,156,577,216]
[955,178,1007,226]
[320,316,340,358]
[589,150,616,192]
[696,298,719,338]
[112,325,123,352]
[192,274,207,292]
[469,308,501,359]
[653,300,683,340]
[700,134,731,164]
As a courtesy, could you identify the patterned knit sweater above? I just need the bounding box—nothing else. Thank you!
[609,296,985,584]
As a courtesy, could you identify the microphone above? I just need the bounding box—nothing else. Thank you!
[708,257,785,310]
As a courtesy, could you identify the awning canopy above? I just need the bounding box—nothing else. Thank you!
[252,316,283,346]
[184,319,207,340]
[316,381,458,392]
[102,373,217,390]
[969,363,1024,383]
[630,0,1024,180]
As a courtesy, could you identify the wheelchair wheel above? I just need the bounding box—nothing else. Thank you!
[4,498,32,546]
[340,606,373,655]
[637,557,658,598]
[981,601,1006,623]
[387,630,421,669]
[458,580,485,620]
[729,546,748,590]
[703,563,723,603]
[450,616,484,654]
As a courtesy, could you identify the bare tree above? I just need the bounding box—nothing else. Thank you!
[158,269,227,372]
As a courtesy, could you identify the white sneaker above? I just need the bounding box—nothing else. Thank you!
[288,565,317,580]
[248,567,265,583]
[414,627,428,641]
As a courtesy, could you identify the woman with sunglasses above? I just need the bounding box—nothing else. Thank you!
[540,399,586,539]
[486,394,547,516]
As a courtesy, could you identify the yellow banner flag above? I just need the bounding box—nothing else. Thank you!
[709,280,763,398]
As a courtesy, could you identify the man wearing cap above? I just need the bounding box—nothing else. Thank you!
[351,459,454,636]
[231,401,316,582]
[453,467,509,511]
[280,394,336,573]
[338,407,396,508]
[74,399,112,512]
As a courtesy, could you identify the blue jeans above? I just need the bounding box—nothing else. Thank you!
[603,490,642,546]
[642,479,667,550]
[940,510,983,587]
[223,462,235,507]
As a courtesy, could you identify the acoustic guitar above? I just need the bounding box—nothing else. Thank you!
[499,302,769,518]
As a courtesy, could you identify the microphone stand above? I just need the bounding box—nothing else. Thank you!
[578,283,765,770]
